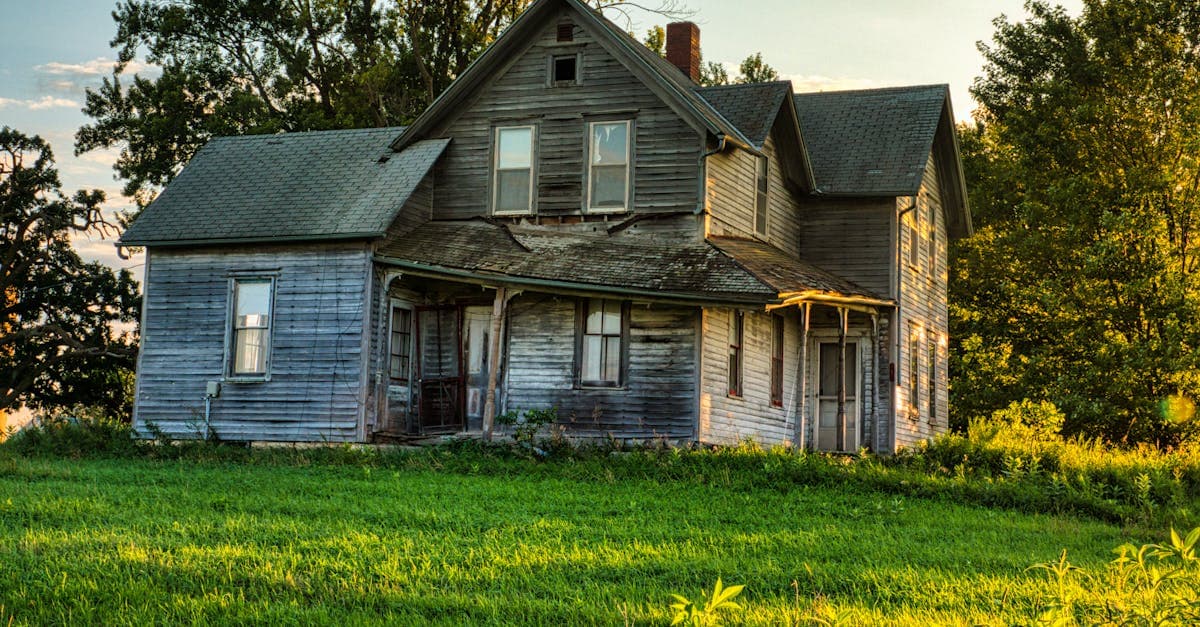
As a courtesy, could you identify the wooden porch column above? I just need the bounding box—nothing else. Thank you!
[793,302,811,449]
[481,286,507,441]
[836,306,849,452]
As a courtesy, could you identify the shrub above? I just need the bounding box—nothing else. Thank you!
[3,406,141,458]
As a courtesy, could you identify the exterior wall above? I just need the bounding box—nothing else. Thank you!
[796,196,894,298]
[502,294,696,440]
[133,244,373,442]
[894,152,950,449]
[430,5,702,220]
[705,131,802,258]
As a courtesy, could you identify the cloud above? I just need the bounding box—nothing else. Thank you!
[0,95,80,110]
[36,57,156,77]
[782,73,882,94]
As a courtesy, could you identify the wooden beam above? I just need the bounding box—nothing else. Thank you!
[794,302,811,450]
[836,306,848,452]
[481,286,507,441]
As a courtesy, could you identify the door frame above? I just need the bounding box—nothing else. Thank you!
[807,329,868,452]
[414,304,466,434]
[384,298,416,433]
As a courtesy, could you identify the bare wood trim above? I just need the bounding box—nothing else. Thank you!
[793,302,810,450]
[836,306,848,452]
[481,287,509,440]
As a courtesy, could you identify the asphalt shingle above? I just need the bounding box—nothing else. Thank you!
[695,81,793,149]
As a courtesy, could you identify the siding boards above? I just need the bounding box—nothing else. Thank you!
[503,294,696,439]
[798,197,894,297]
[431,6,700,219]
[705,129,802,258]
[133,244,371,442]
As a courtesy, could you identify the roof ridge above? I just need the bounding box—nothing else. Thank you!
[695,80,792,92]
[794,83,947,98]
[211,126,407,142]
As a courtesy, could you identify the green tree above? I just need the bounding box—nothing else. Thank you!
[735,52,777,84]
[1,128,141,418]
[956,0,1200,444]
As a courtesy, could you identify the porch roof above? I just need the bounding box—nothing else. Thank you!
[375,220,889,308]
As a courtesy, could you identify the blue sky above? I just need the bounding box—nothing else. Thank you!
[1,0,1083,273]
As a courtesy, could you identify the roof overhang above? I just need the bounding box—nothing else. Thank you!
[768,291,896,315]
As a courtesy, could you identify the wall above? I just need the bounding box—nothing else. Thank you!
[796,196,894,298]
[705,128,803,258]
[430,5,701,220]
[502,294,696,440]
[133,244,372,442]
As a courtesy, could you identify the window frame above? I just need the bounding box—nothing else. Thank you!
[388,302,414,386]
[586,119,632,214]
[225,275,277,382]
[769,314,784,407]
[576,298,630,389]
[754,155,769,236]
[927,335,938,426]
[728,310,745,398]
[907,208,921,271]
[491,124,537,216]
[548,53,582,86]
[927,201,938,278]
[908,322,921,418]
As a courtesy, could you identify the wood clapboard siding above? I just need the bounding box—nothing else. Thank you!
[895,152,950,450]
[705,132,802,258]
[133,244,372,442]
[431,6,700,219]
[797,197,894,298]
[502,294,696,439]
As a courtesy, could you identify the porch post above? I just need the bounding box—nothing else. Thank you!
[794,302,811,450]
[481,286,507,441]
[836,306,848,452]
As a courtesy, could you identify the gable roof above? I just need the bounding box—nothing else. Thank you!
[389,0,755,153]
[695,81,793,149]
[793,84,972,237]
[119,128,448,247]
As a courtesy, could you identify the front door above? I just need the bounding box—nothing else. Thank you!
[462,307,491,429]
[815,341,859,452]
[416,306,464,433]
[385,301,415,433]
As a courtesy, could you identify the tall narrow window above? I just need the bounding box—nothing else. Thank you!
[389,305,413,384]
[581,299,624,387]
[927,203,937,277]
[588,120,630,212]
[755,156,769,235]
[770,315,784,407]
[230,278,273,377]
[493,126,535,215]
[928,337,937,425]
[908,210,921,270]
[728,310,744,397]
[908,323,920,416]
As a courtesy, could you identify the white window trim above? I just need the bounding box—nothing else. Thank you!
[224,275,277,383]
[492,125,536,216]
[586,119,631,214]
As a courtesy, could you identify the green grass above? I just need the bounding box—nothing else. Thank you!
[0,451,1138,625]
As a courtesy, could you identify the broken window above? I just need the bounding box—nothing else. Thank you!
[551,54,579,84]
[230,278,273,377]
[588,120,630,211]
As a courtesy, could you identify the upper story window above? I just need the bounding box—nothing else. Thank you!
[907,204,921,271]
[229,278,274,378]
[580,298,626,387]
[551,54,579,85]
[588,120,631,212]
[493,125,535,215]
[754,156,769,235]
[927,202,938,277]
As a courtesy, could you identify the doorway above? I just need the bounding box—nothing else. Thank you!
[813,340,861,452]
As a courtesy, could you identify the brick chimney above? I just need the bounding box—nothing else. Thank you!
[665,22,701,82]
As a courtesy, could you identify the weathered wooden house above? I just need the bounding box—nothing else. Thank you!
[119,0,970,453]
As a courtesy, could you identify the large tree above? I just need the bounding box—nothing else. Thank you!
[1,128,141,418]
[78,0,690,204]
[955,0,1200,444]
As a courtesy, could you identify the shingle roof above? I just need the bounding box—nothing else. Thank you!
[708,237,881,300]
[695,81,793,149]
[119,128,449,246]
[793,84,948,196]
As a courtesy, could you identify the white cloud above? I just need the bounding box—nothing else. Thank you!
[0,95,79,110]
[783,73,882,94]
[35,57,156,77]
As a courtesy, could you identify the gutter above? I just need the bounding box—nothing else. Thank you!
[695,133,729,214]
[117,232,383,248]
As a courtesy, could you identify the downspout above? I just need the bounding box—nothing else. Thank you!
[892,203,917,454]
[695,133,728,215]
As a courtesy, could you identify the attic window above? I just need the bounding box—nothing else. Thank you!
[557,23,574,42]
[552,54,579,85]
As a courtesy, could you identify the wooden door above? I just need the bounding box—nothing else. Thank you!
[815,341,859,452]
[385,302,415,433]
[416,306,464,433]
[462,307,491,427]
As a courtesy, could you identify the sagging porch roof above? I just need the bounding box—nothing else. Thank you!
[375,220,890,309]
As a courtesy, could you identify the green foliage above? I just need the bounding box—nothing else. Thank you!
[4,406,140,458]
[0,127,140,417]
[955,1,1200,446]
[987,399,1066,441]
[735,52,778,84]
[670,578,744,626]
[1032,527,1200,625]
[494,406,559,447]
[643,25,666,56]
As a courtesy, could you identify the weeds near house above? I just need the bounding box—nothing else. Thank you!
[669,578,744,626]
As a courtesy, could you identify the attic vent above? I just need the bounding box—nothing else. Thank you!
[557,23,574,42]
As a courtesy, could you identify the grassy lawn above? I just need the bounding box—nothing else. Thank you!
[0,451,1134,625]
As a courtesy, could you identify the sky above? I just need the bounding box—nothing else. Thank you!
[0,0,1083,273]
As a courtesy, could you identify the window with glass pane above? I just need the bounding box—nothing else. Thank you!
[909,324,920,415]
[927,338,937,424]
[589,121,629,211]
[755,156,769,234]
[581,299,623,386]
[770,315,784,407]
[728,311,744,397]
[231,279,272,376]
[389,307,413,383]
[493,126,534,214]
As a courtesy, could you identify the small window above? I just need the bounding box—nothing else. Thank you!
[908,211,921,270]
[908,323,921,416]
[755,156,769,235]
[770,315,784,407]
[581,299,625,387]
[728,310,744,397]
[927,203,937,277]
[552,55,578,84]
[493,126,535,215]
[389,305,413,384]
[927,336,937,425]
[230,278,273,377]
[588,120,630,212]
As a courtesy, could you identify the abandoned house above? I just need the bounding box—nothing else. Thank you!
[118,0,971,453]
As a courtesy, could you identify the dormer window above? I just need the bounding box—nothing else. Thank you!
[492,125,536,215]
[551,54,580,85]
[587,120,631,212]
